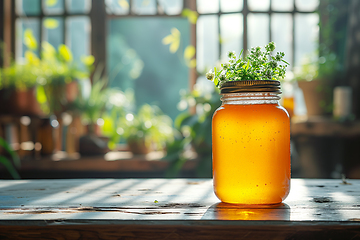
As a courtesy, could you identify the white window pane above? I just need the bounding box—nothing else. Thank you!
[67,17,91,66]
[105,0,130,15]
[220,0,243,12]
[248,14,269,49]
[220,14,243,60]
[197,15,219,73]
[197,0,219,14]
[43,0,64,15]
[295,13,319,68]
[248,0,270,11]
[67,0,91,14]
[16,0,41,15]
[107,18,189,120]
[43,17,64,49]
[272,0,293,11]
[272,14,292,66]
[295,0,319,11]
[132,0,157,15]
[16,18,40,61]
[158,0,183,15]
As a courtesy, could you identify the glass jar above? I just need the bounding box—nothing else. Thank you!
[212,80,290,205]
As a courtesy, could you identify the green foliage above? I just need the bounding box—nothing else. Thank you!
[121,104,175,151]
[0,29,94,115]
[206,42,289,88]
[0,30,92,91]
[0,61,38,90]
[0,137,20,179]
[69,65,112,132]
[102,100,174,151]
[318,0,349,76]
[295,0,348,83]
[100,89,134,150]
[295,50,339,82]
[165,83,221,177]
[181,8,198,24]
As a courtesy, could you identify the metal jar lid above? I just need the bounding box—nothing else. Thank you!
[220,80,282,94]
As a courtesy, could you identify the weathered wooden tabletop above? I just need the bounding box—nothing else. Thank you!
[0,178,360,239]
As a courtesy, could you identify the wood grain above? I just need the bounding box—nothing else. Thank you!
[0,179,360,239]
[1,221,360,240]
[291,116,360,137]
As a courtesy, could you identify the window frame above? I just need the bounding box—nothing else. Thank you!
[197,0,318,71]
[5,0,319,84]
[104,0,197,91]
[13,0,91,62]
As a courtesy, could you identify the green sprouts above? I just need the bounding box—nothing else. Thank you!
[206,42,289,88]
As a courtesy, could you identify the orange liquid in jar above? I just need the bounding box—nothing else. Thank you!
[212,103,290,204]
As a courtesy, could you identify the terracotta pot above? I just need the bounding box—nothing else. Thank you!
[65,81,78,103]
[47,81,78,116]
[37,116,58,155]
[0,88,43,116]
[297,80,329,116]
[127,139,150,155]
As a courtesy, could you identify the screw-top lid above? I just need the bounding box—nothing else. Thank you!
[220,80,282,94]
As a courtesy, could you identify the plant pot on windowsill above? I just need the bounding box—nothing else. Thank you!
[78,122,110,156]
[43,80,79,117]
[0,88,44,116]
[127,138,151,155]
[79,134,110,156]
[297,79,332,117]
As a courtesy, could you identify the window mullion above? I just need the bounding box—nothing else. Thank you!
[90,0,107,80]
[63,0,67,45]
[269,0,272,43]
[292,0,296,70]
[243,0,248,54]
[39,0,43,57]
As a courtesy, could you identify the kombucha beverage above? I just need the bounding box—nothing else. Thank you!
[212,87,290,204]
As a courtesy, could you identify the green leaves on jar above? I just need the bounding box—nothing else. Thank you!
[207,42,289,88]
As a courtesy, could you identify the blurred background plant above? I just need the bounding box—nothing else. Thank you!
[293,0,349,116]
[101,88,134,150]
[0,29,94,116]
[69,65,112,134]
[0,137,20,179]
[33,32,94,116]
[103,103,175,155]
[165,79,221,177]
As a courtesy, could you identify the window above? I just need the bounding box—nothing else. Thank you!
[196,0,320,74]
[15,0,91,66]
[12,0,320,119]
[106,0,191,120]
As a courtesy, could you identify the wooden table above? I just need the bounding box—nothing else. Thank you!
[1,179,360,239]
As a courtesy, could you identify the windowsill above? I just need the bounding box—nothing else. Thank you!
[291,116,360,137]
[16,150,198,174]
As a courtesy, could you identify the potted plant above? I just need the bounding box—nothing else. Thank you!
[295,50,338,116]
[121,104,174,155]
[0,36,42,116]
[36,41,93,117]
[0,29,93,117]
[100,88,134,151]
[296,0,347,117]
[0,64,41,116]
[69,66,112,155]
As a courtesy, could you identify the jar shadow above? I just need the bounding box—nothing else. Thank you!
[201,202,290,220]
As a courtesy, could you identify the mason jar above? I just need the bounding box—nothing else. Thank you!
[212,80,290,204]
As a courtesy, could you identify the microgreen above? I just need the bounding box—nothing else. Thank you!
[206,42,289,88]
